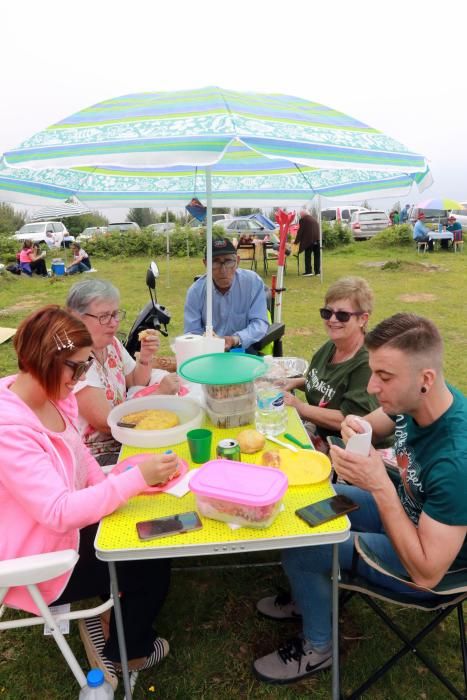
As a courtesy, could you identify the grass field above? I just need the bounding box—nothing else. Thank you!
[0,243,465,699]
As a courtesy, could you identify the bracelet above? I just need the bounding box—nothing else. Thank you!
[138,358,150,366]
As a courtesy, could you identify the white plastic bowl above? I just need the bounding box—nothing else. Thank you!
[108,395,204,448]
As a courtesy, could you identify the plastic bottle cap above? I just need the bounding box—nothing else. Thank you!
[87,669,104,687]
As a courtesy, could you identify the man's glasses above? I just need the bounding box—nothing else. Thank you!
[212,258,237,270]
[64,357,94,381]
[83,309,126,325]
[319,307,363,323]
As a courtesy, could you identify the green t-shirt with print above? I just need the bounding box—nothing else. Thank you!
[393,385,467,568]
[304,340,379,440]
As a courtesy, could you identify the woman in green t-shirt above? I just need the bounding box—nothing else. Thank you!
[284,276,379,451]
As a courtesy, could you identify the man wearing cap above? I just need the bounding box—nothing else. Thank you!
[184,237,269,352]
[447,215,463,243]
[413,212,433,251]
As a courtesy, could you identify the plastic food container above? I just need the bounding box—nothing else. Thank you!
[205,391,255,414]
[190,459,288,529]
[203,382,254,399]
[205,405,255,429]
[108,395,204,448]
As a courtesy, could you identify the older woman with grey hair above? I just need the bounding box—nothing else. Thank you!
[67,278,179,464]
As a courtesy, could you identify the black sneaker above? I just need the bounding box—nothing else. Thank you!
[256,589,302,621]
[253,637,332,684]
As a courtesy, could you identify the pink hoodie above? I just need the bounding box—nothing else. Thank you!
[0,375,148,614]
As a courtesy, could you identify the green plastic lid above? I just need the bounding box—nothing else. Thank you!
[178,353,266,385]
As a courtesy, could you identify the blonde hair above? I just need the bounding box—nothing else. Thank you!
[325,276,373,331]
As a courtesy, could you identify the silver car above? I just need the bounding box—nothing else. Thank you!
[350,210,390,240]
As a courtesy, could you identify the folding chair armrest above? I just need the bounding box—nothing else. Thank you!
[0,550,79,587]
[355,535,467,596]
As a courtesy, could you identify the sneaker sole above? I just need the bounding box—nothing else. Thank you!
[256,608,302,622]
[252,655,332,685]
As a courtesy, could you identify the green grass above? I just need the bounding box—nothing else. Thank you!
[0,243,466,699]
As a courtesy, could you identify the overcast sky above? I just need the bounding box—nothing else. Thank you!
[1,0,466,221]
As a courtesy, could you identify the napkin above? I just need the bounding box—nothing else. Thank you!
[165,468,199,497]
[346,418,372,456]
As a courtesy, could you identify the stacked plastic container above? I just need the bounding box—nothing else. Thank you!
[203,382,256,428]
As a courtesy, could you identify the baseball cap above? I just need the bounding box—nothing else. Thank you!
[205,237,237,258]
[417,212,426,219]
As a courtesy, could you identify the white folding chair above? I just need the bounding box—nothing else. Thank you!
[0,550,113,689]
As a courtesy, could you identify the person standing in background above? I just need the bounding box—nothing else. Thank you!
[399,204,410,224]
[295,208,320,277]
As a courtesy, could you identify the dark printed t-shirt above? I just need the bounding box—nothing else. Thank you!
[393,385,467,568]
[304,340,379,440]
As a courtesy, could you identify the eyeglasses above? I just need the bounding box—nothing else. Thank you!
[212,258,237,270]
[64,357,94,381]
[319,307,363,323]
[83,309,126,325]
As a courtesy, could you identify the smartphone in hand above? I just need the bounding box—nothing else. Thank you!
[327,436,346,450]
[136,511,203,540]
[295,494,359,528]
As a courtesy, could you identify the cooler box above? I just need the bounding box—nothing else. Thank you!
[51,260,65,276]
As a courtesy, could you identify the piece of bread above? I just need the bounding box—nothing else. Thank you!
[138,329,157,341]
[261,450,281,468]
[237,429,266,454]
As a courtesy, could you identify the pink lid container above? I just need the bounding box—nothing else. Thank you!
[190,459,288,506]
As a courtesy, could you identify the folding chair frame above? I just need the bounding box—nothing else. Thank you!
[340,583,467,699]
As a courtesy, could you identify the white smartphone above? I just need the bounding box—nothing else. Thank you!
[136,511,203,541]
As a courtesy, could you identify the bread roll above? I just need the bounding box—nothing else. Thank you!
[261,450,281,468]
[237,429,265,454]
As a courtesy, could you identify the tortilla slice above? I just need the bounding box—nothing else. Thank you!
[278,449,331,485]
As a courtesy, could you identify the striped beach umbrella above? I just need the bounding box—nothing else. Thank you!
[1,87,431,327]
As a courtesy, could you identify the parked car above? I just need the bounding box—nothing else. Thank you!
[76,226,108,242]
[187,213,233,228]
[350,210,391,239]
[321,206,368,225]
[409,207,449,227]
[449,203,467,231]
[13,221,68,246]
[106,222,141,233]
[147,222,176,235]
[222,216,279,239]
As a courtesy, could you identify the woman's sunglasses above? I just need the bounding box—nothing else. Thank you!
[64,357,94,381]
[319,308,363,323]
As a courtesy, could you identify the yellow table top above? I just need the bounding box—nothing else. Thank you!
[95,407,350,561]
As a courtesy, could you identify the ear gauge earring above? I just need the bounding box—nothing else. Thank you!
[421,386,427,394]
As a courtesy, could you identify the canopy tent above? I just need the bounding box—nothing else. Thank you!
[0,86,432,331]
[28,196,91,221]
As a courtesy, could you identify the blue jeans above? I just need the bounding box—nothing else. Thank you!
[67,260,91,274]
[282,484,437,649]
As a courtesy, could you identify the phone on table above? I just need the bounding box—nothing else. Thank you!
[136,511,203,541]
[295,495,359,528]
[327,436,346,450]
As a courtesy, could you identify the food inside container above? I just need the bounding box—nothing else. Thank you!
[203,382,254,399]
[190,459,288,529]
[205,405,255,429]
[272,357,308,378]
[205,391,255,414]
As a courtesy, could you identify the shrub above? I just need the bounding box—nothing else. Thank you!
[321,221,353,249]
[368,224,413,247]
[84,227,206,259]
[0,236,20,264]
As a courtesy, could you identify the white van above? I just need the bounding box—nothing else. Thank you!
[321,206,368,225]
[14,221,68,246]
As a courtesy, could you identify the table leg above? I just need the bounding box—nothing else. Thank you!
[332,542,340,700]
[108,562,132,700]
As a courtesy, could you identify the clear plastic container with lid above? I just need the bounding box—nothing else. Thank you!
[254,356,288,436]
[190,459,288,529]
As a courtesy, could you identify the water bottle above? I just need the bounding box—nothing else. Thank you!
[254,356,288,436]
[79,669,114,699]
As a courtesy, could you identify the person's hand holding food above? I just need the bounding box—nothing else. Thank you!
[156,373,180,395]
[138,452,180,486]
[138,329,160,365]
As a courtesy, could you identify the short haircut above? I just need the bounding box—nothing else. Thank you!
[71,242,81,250]
[66,279,120,314]
[325,276,374,315]
[14,305,92,399]
[365,313,443,370]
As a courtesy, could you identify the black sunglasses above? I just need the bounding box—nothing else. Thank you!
[64,357,94,381]
[319,307,363,323]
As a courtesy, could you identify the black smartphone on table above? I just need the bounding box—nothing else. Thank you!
[295,494,359,527]
[136,511,203,540]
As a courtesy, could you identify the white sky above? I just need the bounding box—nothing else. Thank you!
[1,0,466,221]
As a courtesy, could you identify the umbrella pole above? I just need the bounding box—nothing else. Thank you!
[165,206,170,288]
[205,167,213,337]
[317,195,323,284]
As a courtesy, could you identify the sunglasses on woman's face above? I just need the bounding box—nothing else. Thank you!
[319,307,363,323]
[64,357,94,381]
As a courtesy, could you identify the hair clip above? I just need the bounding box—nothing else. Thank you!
[53,331,75,352]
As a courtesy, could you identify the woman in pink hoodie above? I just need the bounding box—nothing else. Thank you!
[0,306,179,689]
